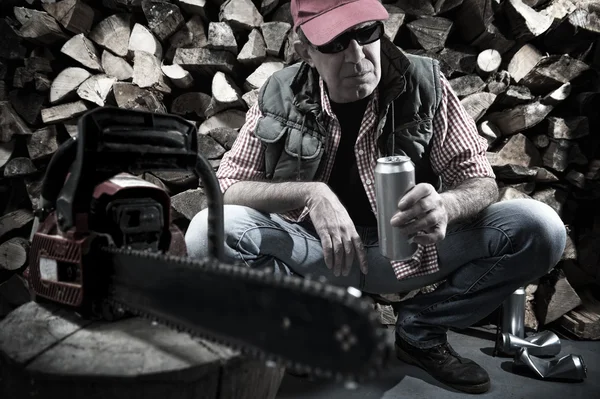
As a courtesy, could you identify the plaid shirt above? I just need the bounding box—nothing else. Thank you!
[217,73,495,280]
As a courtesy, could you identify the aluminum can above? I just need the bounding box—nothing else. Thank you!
[374,155,417,260]
[501,287,526,338]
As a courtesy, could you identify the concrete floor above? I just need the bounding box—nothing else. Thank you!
[276,326,600,399]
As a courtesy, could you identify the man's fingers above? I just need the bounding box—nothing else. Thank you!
[397,184,433,211]
[342,242,354,277]
[332,237,345,277]
[411,226,446,245]
[321,235,334,270]
[397,210,438,236]
[352,236,368,274]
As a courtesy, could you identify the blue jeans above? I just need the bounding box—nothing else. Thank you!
[185,199,566,348]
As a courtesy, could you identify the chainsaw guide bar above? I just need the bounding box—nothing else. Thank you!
[103,246,392,381]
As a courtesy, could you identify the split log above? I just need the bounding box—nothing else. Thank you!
[198,110,247,135]
[169,15,208,50]
[493,85,534,108]
[112,82,166,114]
[0,102,31,142]
[0,19,27,60]
[532,133,550,149]
[0,209,33,241]
[498,186,532,202]
[485,70,512,95]
[171,188,207,221]
[542,139,570,172]
[13,67,36,89]
[454,0,495,44]
[209,127,239,151]
[547,116,589,140]
[142,0,185,42]
[101,51,133,81]
[219,0,263,32]
[178,0,207,19]
[173,48,237,77]
[244,59,285,91]
[518,55,590,95]
[151,171,198,194]
[507,44,544,84]
[61,33,104,72]
[382,5,406,42]
[41,101,90,124]
[8,90,45,126]
[489,133,543,168]
[543,6,600,56]
[261,22,291,57]
[476,49,502,78]
[566,170,586,189]
[62,119,79,138]
[0,82,5,102]
[129,23,163,60]
[434,47,477,76]
[4,157,38,177]
[161,64,194,89]
[0,141,15,170]
[560,305,600,340]
[406,17,453,51]
[460,92,496,122]
[532,186,568,216]
[197,134,226,159]
[536,268,582,326]
[49,67,92,104]
[76,75,117,106]
[89,13,132,58]
[26,126,59,162]
[237,29,267,66]
[206,71,245,118]
[503,0,553,41]
[486,100,554,136]
[35,74,52,92]
[492,164,559,183]
[132,51,171,93]
[0,237,29,271]
[24,57,53,74]
[242,89,259,109]
[207,22,238,54]
[478,120,502,146]
[260,0,280,16]
[16,9,69,45]
[170,92,211,119]
[42,0,95,35]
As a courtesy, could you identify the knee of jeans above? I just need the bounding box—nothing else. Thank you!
[505,199,567,270]
[184,204,258,259]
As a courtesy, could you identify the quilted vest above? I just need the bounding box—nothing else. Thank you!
[253,37,443,190]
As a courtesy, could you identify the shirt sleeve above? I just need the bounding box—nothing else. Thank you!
[430,73,496,189]
[215,103,266,193]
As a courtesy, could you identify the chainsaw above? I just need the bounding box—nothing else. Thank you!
[24,107,391,381]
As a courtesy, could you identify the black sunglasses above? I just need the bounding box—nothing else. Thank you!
[314,21,384,54]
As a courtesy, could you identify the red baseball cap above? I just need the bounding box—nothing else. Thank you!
[291,0,389,46]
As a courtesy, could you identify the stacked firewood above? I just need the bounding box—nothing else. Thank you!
[0,0,599,337]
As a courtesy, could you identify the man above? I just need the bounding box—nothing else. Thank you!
[185,0,567,394]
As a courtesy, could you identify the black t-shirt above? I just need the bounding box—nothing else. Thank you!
[327,97,378,227]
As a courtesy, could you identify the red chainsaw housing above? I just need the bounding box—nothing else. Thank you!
[27,173,187,309]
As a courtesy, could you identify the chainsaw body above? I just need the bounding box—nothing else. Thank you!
[29,172,185,311]
[27,106,211,314]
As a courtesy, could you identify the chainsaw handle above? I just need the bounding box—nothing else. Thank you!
[40,107,224,262]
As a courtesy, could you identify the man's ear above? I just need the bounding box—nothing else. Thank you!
[294,40,314,67]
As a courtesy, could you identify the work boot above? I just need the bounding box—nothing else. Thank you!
[395,337,491,394]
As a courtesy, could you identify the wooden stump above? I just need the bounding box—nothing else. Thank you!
[0,302,285,399]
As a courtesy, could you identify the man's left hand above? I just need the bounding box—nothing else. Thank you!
[390,183,448,245]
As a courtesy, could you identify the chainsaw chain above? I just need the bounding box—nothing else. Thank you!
[102,246,392,382]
